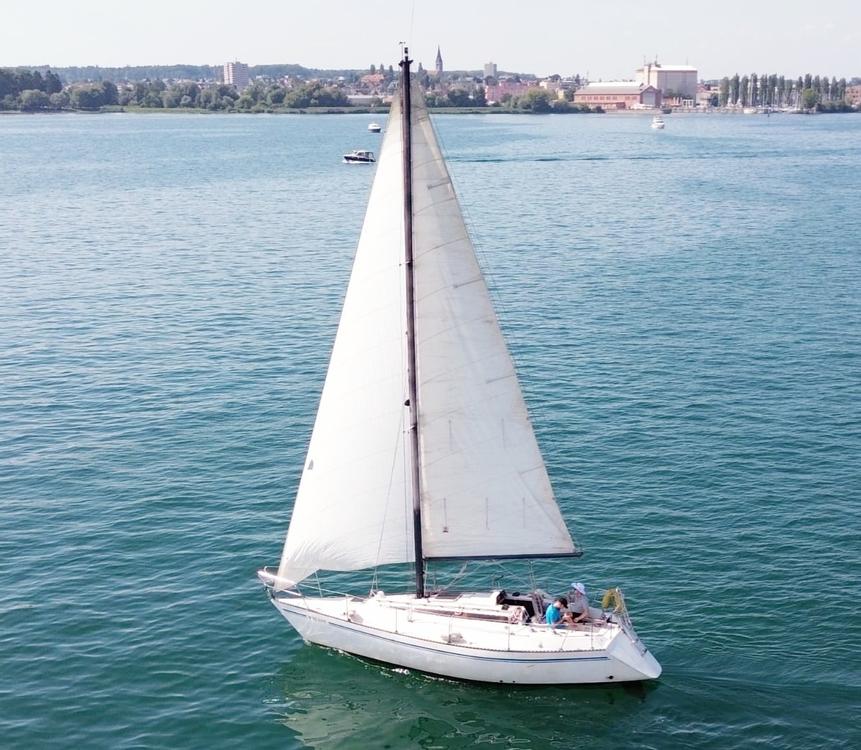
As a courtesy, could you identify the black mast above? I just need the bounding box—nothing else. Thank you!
[399,48,425,599]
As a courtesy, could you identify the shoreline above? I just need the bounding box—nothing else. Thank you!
[1,106,852,117]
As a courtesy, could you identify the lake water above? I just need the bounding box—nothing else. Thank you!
[1,110,859,749]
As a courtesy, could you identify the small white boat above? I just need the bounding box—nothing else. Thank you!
[368,123,382,133]
[343,149,375,164]
[650,115,665,129]
[260,47,662,686]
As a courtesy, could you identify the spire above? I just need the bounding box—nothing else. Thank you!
[435,45,443,76]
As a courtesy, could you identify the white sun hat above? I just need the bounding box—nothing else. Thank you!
[571,582,586,595]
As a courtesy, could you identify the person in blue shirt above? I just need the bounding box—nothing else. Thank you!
[545,597,573,628]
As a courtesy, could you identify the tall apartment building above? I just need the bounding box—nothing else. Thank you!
[484,62,498,79]
[223,61,250,90]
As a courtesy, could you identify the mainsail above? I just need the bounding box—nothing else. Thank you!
[278,81,574,588]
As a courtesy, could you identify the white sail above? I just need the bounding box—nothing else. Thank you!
[278,81,574,586]
[277,99,412,586]
[409,84,575,559]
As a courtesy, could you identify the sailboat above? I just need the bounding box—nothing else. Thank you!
[258,50,661,685]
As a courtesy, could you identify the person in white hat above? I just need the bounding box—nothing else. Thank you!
[569,582,591,623]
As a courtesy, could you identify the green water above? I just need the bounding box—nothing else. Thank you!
[1,111,859,748]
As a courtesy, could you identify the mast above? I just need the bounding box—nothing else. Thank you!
[399,48,425,598]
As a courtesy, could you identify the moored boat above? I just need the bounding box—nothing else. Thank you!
[343,149,375,164]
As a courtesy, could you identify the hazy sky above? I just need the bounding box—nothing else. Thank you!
[3,1,859,79]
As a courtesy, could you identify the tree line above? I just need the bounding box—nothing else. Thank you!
[717,72,851,111]
[114,79,349,111]
[427,86,595,113]
[0,70,350,112]
[0,68,64,110]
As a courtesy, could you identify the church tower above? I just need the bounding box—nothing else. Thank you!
[435,46,443,76]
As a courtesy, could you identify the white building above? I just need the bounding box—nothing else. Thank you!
[636,61,697,98]
[484,62,497,79]
[223,61,250,90]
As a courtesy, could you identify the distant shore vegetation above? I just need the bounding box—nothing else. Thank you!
[0,68,597,114]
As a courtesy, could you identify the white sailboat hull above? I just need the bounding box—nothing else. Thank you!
[268,590,661,685]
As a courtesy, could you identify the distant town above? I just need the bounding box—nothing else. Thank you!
[2,49,860,114]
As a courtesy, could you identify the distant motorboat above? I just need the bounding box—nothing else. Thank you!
[650,115,665,130]
[368,123,382,133]
[343,149,376,164]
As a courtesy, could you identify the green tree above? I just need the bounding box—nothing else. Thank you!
[517,88,552,112]
[100,80,118,105]
[161,88,181,108]
[801,88,819,110]
[19,89,50,110]
[44,70,63,94]
[267,87,286,105]
[70,85,105,109]
[719,77,729,106]
[446,88,472,107]
[730,73,740,105]
[740,75,749,106]
[49,91,69,108]
[750,73,758,105]
[236,93,255,109]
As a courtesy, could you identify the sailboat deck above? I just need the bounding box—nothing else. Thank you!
[276,590,620,654]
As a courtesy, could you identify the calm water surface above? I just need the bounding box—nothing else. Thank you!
[1,111,859,749]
